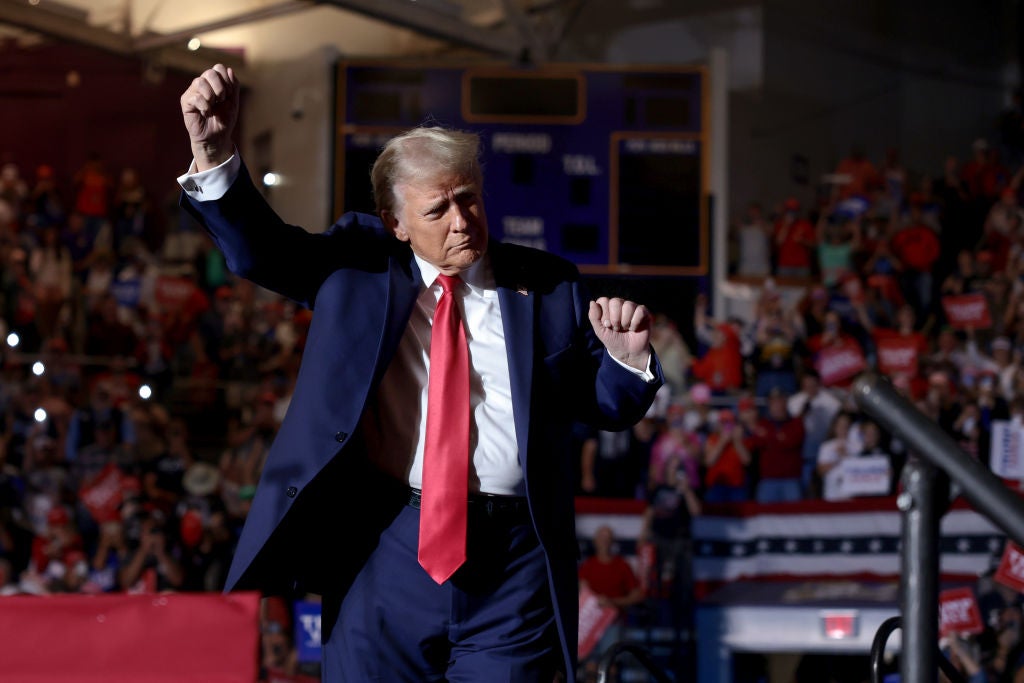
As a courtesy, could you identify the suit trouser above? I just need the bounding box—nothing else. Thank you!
[321,499,561,682]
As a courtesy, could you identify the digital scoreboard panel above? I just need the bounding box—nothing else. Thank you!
[335,63,707,276]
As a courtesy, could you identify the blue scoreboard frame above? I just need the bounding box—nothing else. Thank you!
[334,62,708,276]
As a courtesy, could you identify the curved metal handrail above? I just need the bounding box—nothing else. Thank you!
[597,641,675,683]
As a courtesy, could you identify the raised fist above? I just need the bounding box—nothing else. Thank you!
[180,64,240,171]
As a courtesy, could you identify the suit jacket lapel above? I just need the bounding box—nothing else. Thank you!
[376,248,421,385]
[491,244,535,470]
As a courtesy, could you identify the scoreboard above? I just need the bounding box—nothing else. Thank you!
[334,62,707,276]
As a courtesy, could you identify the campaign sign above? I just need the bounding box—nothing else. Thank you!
[995,542,1024,593]
[110,277,142,308]
[825,455,891,500]
[578,584,617,660]
[942,294,992,330]
[876,336,919,376]
[78,463,125,523]
[816,344,867,386]
[990,420,1024,480]
[293,600,322,664]
[154,276,198,311]
[939,587,984,636]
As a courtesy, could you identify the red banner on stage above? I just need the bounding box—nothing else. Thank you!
[0,592,260,683]
[578,584,617,660]
[816,344,867,386]
[939,587,984,636]
[876,336,919,376]
[942,294,992,330]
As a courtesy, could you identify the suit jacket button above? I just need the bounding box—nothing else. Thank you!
[286,486,298,498]
[335,431,348,443]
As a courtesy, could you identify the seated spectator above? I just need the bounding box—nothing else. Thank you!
[703,410,752,503]
[773,198,816,279]
[578,525,645,679]
[749,389,805,503]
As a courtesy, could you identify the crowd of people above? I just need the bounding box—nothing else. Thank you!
[0,156,313,680]
[575,122,1024,679]
[3,108,1024,681]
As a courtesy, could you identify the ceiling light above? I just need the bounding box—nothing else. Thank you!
[187,37,201,51]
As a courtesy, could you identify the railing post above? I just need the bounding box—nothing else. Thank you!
[897,459,946,683]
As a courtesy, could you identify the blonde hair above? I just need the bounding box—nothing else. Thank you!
[370,127,482,215]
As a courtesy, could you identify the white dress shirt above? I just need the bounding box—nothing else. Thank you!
[178,154,654,496]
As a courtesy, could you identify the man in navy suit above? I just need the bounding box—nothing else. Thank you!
[178,64,663,682]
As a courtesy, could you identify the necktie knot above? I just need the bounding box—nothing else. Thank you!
[435,273,461,294]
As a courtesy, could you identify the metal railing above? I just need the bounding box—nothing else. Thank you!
[853,374,1024,683]
[597,641,675,683]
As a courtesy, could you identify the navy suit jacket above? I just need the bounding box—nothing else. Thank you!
[181,166,663,673]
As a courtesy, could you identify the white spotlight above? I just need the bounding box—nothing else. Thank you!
[187,37,201,51]
[32,362,45,376]
[262,172,280,187]
[34,408,46,423]
[138,384,153,400]
[6,332,19,348]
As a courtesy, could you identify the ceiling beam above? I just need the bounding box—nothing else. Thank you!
[133,0,314,51]
[0,0,244,74]
[317,0,523,58]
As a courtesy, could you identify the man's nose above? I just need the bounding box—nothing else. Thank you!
[450,205,469,231]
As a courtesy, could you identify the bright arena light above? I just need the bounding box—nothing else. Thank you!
[34,408,46,423]
[262,172,280,187]
[32,362,45,376]
[187,37,201,51]
[6,332,19,347]
[139,384,153,400]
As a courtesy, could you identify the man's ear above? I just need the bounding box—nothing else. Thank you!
[381,210,409,242]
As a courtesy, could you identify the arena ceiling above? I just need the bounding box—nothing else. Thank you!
[0,0,594,73]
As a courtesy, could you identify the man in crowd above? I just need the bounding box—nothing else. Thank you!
[177,64,662,682]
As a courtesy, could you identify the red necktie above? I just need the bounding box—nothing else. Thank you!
[418,273,470,584]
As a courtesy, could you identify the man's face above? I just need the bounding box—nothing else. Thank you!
[384,171,489,275]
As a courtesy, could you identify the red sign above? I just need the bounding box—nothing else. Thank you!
[78,463,126,524]
[876,336,919,376]
[155,276,199,311]
[939,587,984,636]
[995,541,1024,592]
[816,344,867,386]
[821,611,859,639]
[942,294,992,330]
[578,584,618,660]
[0,592,260,682]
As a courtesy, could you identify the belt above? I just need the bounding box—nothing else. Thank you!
[406,487,530,522]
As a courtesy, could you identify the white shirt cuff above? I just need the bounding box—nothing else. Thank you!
[608,350,656,383]
[176,153,241,201]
